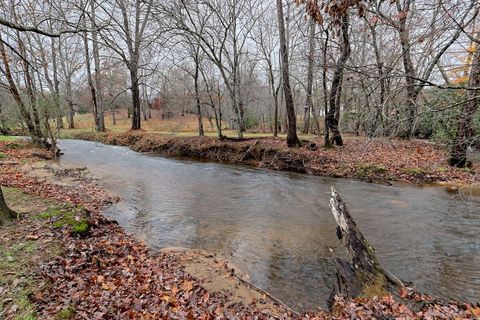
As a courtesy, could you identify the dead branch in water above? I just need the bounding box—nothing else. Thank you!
[328,187,405,299]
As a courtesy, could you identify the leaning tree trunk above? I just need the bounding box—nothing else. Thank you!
[328,187,405,299]
[0,186,16,226]
[450,42,480,168]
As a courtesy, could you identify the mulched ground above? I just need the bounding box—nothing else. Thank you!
[1,140,479,319]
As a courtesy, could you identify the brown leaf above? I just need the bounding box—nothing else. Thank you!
[182,280,193,293]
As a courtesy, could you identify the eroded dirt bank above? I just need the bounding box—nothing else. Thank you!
[1,140,479,319]
[72,131,479,186]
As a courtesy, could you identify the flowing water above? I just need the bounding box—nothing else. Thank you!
[59,139,480,311]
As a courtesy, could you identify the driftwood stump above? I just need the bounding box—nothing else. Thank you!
[329,187,405,299]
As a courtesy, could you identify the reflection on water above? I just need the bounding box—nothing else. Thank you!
[59,140,480,311]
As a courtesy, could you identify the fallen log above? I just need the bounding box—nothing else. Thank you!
[328,187,405,299]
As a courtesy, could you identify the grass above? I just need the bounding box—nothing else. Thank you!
[0,135,19,142]
[58,110,320,141]
[0,226,62,320]
[55,306,76,320]
[0,187,86,319]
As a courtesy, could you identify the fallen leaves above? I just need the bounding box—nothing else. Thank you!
[2,139,479,319]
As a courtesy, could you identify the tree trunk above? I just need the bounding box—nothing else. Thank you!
[322,29,330,140]
[195,62,205,136]
[51,38,63,130]
[81,7,101,132]
[397,0,418,138]
[303,19,316,135]
[130,61,142,130]
[274,96,279,137]
[90,0,105,132]
[266,58,280,138]
[141,69,149,122]
[367,19,386,136]
[326,14,350,147]
[329,187,405,299]
[112,107,117,125]
[276,0,300,147]
[0,34,45,146]
[19,34,45,146]
[66,76,75,129]
[450,42,480,167]
[0,186,16,226]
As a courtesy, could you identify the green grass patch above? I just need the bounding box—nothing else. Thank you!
[37,206,90,235]
[55,306,76,320]
[0,135,18,142]
[1,187,69,319]
[0,152,9,159]
[0,239,62,319]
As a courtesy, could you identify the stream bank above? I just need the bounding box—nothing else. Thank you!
[0,140,293,319]
[70,131,479,187]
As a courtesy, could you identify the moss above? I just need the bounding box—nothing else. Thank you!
[38,207,90,235]
[360,274,389,299]
[401,167,426,176]
[37,208,64,220]
[55,306,76,320]
[459,167,474,174]
[72,221,89,233]
[356,163,387,178]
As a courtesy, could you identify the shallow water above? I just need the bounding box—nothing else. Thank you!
[59,139,480,311]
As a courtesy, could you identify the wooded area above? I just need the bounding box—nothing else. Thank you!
[0,0,479,164]
[1,0,480,318]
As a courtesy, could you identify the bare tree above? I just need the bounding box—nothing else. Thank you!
[277,0,300,147]
[252,6,282,137]
[90,0,105,131]
[325,14,350,147]
[96,0,154,130]
[303,18,316,134]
